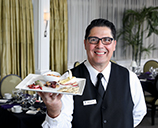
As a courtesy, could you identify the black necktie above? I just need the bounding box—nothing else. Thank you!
[96,73,104,98]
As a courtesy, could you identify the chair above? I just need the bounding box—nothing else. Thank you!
[143,60,158,73]
[0,74,22,98]
[145,74,158,125]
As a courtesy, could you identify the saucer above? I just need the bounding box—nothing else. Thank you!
[11,107,22,113]
[0,99,8,103]
[3,97,12,100]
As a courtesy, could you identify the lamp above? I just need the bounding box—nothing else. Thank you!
[44,12,50,37]
[130,60,137,72]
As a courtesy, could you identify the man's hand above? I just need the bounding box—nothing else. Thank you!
[37,92,63,118]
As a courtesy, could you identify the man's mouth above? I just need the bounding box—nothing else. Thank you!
[94,51,106,55]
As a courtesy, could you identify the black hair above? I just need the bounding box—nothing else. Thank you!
[84,18,116,40]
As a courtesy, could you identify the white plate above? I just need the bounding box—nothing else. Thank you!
[11,107,23,113]
[15,74,86,95]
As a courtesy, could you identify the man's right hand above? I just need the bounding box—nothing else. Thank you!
[37,92,63,118]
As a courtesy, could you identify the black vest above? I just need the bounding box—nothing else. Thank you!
[71,62,134,128]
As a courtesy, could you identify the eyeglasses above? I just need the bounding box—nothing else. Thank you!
[87,36,114,45]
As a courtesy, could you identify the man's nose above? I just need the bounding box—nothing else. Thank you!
[97,39,104,46]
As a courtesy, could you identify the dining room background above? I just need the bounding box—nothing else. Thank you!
[67,0,158,69]
[0,0,158,80]
[0,0,35,80]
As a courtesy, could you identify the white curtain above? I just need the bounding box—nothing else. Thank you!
[67,0,158,68]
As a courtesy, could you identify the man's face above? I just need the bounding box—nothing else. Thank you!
[84,26,116,69]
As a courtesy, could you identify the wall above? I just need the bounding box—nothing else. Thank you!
[32,0,50,74]
[67,0,158,70]
[32,0,158,73]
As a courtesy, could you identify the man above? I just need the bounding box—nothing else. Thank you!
[38,18,146,128]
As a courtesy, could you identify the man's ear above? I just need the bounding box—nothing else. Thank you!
[84,39,87,50]
[113,40,117,51]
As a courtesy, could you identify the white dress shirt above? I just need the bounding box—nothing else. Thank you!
[42,61,146,128]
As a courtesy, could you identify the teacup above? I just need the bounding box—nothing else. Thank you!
[4,93,12,99]
[12,105,22,112]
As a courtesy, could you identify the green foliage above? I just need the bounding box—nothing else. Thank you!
[117,6,158,66]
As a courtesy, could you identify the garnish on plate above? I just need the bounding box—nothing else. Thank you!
[28,83,42,90]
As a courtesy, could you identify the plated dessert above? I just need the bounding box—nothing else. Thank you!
[18,70,85,95]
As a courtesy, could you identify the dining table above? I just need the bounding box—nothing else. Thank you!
[0,98,46,128]
[138,72,157,97]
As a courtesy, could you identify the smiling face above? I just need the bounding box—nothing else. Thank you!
[84,26,116,71]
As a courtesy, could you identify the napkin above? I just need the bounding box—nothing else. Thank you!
[139,79,147,82]
[1,103,20,109]
[145,72,151,75]
[26,110,38,115]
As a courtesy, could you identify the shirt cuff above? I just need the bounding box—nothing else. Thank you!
[42,112,63,127]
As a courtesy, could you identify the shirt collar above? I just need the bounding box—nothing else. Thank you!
[84,60,111,85]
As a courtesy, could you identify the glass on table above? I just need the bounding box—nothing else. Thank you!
[152,69,157,78]
[149,66,154,73]
[12,89,25,103]
[134,66,142,76]
[149,67,157,79]
[12,89,21,101]
[28,93,37,106]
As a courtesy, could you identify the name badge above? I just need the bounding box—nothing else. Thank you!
[83,99,97,106]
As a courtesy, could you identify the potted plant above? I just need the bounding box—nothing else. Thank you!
[117,6,158,66]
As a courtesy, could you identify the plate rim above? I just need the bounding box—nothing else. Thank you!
[15,74,86,95]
